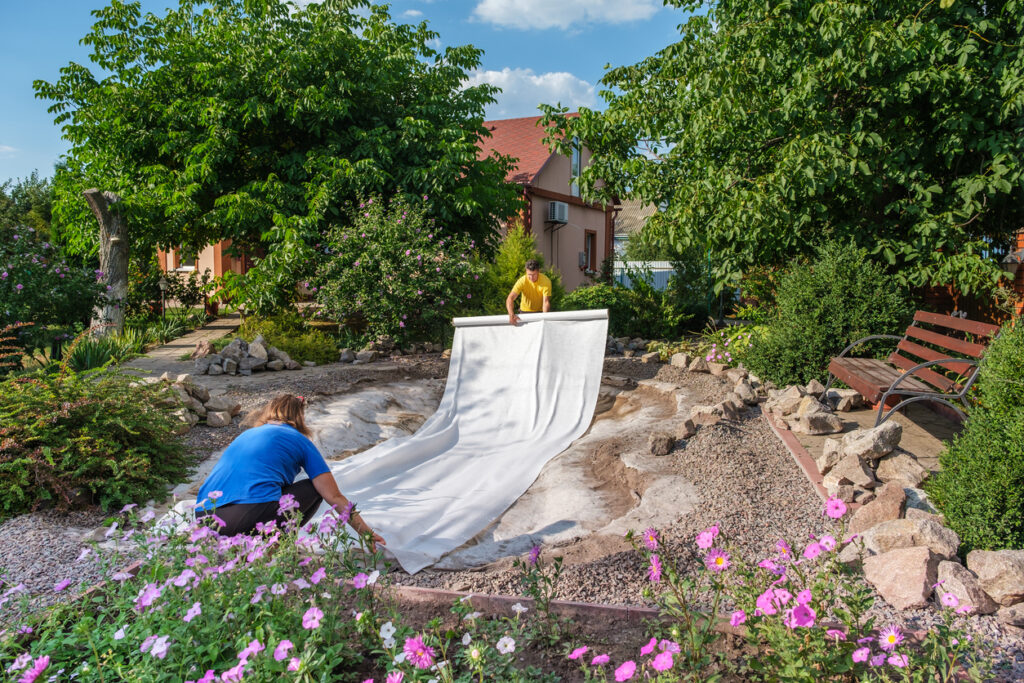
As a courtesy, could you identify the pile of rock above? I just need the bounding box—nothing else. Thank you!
[763,380,863,435]
[605,336,653,357]
[158,373,242,433]
[843,481,1024,626]
[338,339,446,364]
[192,336,308,376]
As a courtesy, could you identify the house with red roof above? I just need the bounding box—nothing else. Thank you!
[477,114,617,292]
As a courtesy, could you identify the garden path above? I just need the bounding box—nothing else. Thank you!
[121,312,240,378]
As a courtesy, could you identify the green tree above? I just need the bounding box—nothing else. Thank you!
[541,0,1024,296]
[0,172,53,239]
[35,0,520,313]
[479,223,565,315]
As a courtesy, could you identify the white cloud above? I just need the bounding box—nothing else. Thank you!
[472,0,660,30]
[403,9,424,18]
[466,68,595,119]
[0,145,16,159]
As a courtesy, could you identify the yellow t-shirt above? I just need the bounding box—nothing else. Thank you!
[512,273,552,312]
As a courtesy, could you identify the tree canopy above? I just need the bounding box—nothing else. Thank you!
[36,0,520,310]
[542,0,1024,295]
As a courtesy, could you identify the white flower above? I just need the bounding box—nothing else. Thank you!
[104,522,119,539]
[496,636,515,655]
[113,626,126,641]
[393,652,407,666]
[380,621,396,639]
[366,570,380,585]
[463,611,482,621]
[382,636,396,649]
[458,594,474,603]
[461,633,472,646]
[511,602,528,615]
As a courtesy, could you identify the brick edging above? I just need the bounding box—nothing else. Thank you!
[762,410,830,502]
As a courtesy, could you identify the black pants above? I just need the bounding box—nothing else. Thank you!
[202,479,323,536]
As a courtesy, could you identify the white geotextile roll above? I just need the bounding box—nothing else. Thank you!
[322,309,609,573]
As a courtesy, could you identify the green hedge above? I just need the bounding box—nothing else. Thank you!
[239,311,338,365]
[743,242,914,386]
[927,318,1024,552]
[0,368,191,516]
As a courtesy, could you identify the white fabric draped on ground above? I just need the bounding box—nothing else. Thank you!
[322,309,608,574]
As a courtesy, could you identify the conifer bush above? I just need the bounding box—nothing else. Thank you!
[479,224,565,315]
[927,318,1024,552]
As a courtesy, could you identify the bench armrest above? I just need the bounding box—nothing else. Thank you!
[835,334,903,360]
[888,357,979,393]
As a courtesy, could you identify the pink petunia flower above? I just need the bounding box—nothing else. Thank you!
[870,653,886,666]
[819,535,837,551]
[695,524,719,549]
[278,493,300,515]
[353,573,369,589]
[888,653,909,667]
[803,542,822,560]
[184,601,202,623]
[288,658,301,672]
[941,592,959,608]
[311,567,327,585]
[302,606,324,629]
[614,660,636,681]
[569,646,589,660]
[825,497,847,519]
[730,610,746,627]
[652,651,674,671]
[591,653,610,666]
[783,603,816,629]
[53,579,71,592]
[796,589,812,605]
[852,647,870,663]
[640,637,657,655]
[826,629,846,641]
[274,639,294,661]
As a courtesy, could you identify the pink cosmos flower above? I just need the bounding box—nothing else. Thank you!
[648,554,662,583]
[591,653,610,666]
[274,640,294,661]
[353,573,369,589]
[53,579,71,592]
[652,651,674,671]
[730,610,746,627]
[302,606,324,629]
[878,625,903,651]
[403,635,435,669]
[17,655,49,683]
[705,548,731,572]
[311,567,327,585]
[569,646,589,660]
[614,660,636,681]
[852,647,870,663]
[796,589,812,605]
[941,592,959,608]
[888,653,909,667]
[528,545,541,565]
[385,672,403,683]
[825,497,847,519]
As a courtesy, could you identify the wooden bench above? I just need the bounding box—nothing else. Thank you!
[822,311,1002,426]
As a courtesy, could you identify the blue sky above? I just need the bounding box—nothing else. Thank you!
[0,0,688,183]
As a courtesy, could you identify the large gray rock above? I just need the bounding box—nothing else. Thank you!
[206,411,233,428]
[223,358,238,375]
[675,419,696,440]
[904,487,939,514]
[184,381,209,404]
[875,451,928,487]
[266,360,285,371]
[724,368,748,384]
[208,363,224,376]
[842,422,903,461]
[356,350,377,363]
[966,550,1024,606]
[188,396,207,418]
[804,379,827,398]
[734,380,758,405]
[707,362,727,376]
[827,454,877,488]
[795,396,830,418]
[862,518,960,560]
[267,346,290,362]
[717,400,741,422]
[194,355,216,374]
[904,507,944,526]
[170,384,191,406]
[648,433,676,456]
[769,395,805,417]
[204,396,241,416]
[723,392,745,412]
[238,356,266,375]
[780,384,805,400]
[688,357,709,373]
[863,546,940,610]
[641,351,661,364]
[997,604,1024,627]
[220,338,248,362]
[670,352,691,368]
[248,341,269,363]
[816,438,843,475]
[826,388,863,412]
[252,333,267,348]
[936,561,999,615]
[338,348,355,363]
[850,483,906,534]
[285,359,301,370]
[791,412,844,435]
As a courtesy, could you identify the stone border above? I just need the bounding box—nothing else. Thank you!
[762,410,831,503]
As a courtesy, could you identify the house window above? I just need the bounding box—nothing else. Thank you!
[570,136,581,198]
[169,247,196,271]
[584,230,596,271]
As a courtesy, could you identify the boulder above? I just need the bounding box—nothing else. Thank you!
[690,404,722,426]
[252,334,267,347]
[966,550,1024,606]
[285,359,302,370]
[648,433,676,456]
[724,367,748,384]
[204,396,241,416]
[220,338,248,362]
[903,487,939,514]
[194,356,215,374]
[248,341,269,363]
[338,348,355,363]
[875,451,928,487]
[176,373,193,385]
[266,360,285,371]
[717,400,741,422]
[804,379,827,398]
[223,358,238,375]
[829,454,878,489]
[238,357,265,375]
[863,546,940,610]
[936,561,999,615]
[841,422,903,461]
[623,349,637,358]
[838,539,869,565]
[688,357,709,373]
[441,348,452,359]
[267,346,290,362]
[849,482,906,534]
[997,604,1024,627]
[780,385,805,400]
[303,360,317,367]
[186,382,210,404]
[670,352,692,368]
[816,438,843,475]
[826,388,863,412]
[862,518,960,560]
[904,507,944,525]
[707,362,727,376]
[191,340,214,359]
[675,419,696,440]
[170,384,191,406]
[829,483,856,503]
[206,410,233,428]
[734,380,758,405]
[188,396,207,417]
[791,413,844,435]
[159,371,174,383]
[854,489,876,505]
[723,392,745,412]
[641,351,661,364]
[822,471,854,493]
[356,350,377,363]
[770,395,805,418]
[796,396,831,418]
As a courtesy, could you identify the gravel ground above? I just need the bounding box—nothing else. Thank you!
[1,354,1020,678]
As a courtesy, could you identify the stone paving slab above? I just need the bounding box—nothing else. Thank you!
[122,313,240,378]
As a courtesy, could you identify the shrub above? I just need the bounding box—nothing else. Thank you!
[316,196,484,344]
[563,273,696,340]
[0,365,191,516]
[927,318,1024,552]
[562,283,634,336]
[743,242,914,386]
[479,223,565,314]
[239,311,337,365]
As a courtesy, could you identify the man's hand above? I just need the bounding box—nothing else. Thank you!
[509,313,521,326]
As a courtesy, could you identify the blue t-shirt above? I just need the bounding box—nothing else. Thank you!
[196,423,330,511]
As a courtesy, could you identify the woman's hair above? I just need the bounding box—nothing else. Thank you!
[253,394,311,437]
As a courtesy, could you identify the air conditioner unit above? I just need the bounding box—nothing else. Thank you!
[547,200,569,224]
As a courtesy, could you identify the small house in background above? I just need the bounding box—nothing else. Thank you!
[612,199,657,256]
[156,241,251,281]
[476,114,617,292]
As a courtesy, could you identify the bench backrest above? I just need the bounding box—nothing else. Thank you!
[887,311,1001,393]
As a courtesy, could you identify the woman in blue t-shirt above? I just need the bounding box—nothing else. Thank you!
[196,393,383,544]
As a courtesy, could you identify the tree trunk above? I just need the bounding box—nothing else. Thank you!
[83,189,129,336]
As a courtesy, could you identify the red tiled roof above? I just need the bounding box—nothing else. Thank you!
[477,114,578,185]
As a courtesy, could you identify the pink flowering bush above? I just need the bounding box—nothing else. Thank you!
[315,196,484,344]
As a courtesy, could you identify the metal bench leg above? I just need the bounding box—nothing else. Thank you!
[876,395,968,427]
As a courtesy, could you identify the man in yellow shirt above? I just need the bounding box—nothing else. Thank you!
[506,259,552,325]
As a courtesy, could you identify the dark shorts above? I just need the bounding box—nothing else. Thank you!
[197,479,323,535]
